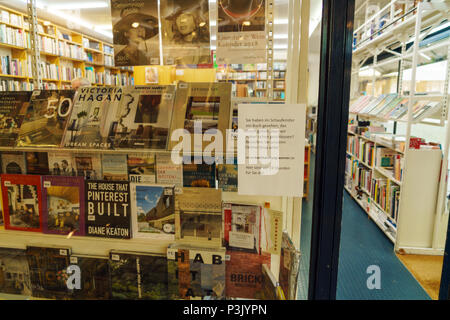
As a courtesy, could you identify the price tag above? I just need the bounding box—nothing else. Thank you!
[59,249,68,256]
[70,257,78,264]
[4,181,11,187]
[111,254,120,261]
[43,181,51,188]
[150,58,159,65]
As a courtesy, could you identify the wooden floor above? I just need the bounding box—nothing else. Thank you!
[396,254,444,300]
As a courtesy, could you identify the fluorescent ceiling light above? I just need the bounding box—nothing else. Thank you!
[46,2,108,10]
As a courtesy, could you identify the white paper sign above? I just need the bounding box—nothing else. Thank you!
[237,104,305,197]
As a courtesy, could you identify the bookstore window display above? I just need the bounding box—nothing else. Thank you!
[0,0,309,301]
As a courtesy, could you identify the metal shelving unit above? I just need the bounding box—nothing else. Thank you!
[347,0,450,255]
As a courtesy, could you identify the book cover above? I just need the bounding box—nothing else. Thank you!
[261,208,283,255]
[130,183,175,239]
[1,152,26,174]
[225,250,271,299]
[25,151,50,175]
[176,187,222,246]
[160,0,211,65]
[217,163,238,192]
[85,180,131,239]
[109,251,168,300]
[111,0,160,67]
[260,264,280,300]
[73,153,102,180]
[0,247,32,296]
[101,154,128,181]
[279,231,300,300]
[47,152,77,176]
[113,85,176,150]
[1,174,42,232]
[127,153,156,183]
[26,246,71,299]
[156,153,183,193]
[0,91,32,147]
[62,87,123,149]
[68,254,111,300]
[223,202,261,253]
[182,156,216,188]
[42,176,85,236]
[17,90,75,147]
[167,244,226,300]
[169,82,231,152]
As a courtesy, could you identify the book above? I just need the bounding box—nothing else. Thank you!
[127,153,156,184]
[260,264,280,300]
[16,90,75,147]
[1,174,42,232]
[167,244,226,300]
[25,151,50,175]
[85,180,131,239]
[156,153,183,193]
[130,183,175,239]
[0,247,32,296]
[223,202,262,253]
[68,254,111,300]
[62,87,123,149]
[0,187,3,228]
[217,163,238,192]
[0,91,32,147]
[26,246,71,299]
[113,85,176,150]
[109,251,168,300]
[73,153,102,180]
[261,208,283,255]
[182,156,216,188]
[101,154,128,181]
[42,176,85,236]
[225,250,271,299]
[1,152,26,174]
[279,231,301,300]
[47,152,77,176]
[176,188,222,246]
[169,82,231,152]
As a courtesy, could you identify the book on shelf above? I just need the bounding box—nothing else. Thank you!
[85,180,131,239]
[41,175,85,236]
[167,244,226,300]
[1,174,42,232]
[109,250,168,300]
[17,90,76,148]
[26,245,71,299]
[130,183,175,239]
[0,247,32,296]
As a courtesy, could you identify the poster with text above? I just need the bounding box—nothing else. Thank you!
[237,104,305,197]
[160,0,211,66]
[216,0,266,64]
[111,0,160,66]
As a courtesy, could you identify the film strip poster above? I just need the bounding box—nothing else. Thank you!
[216,0,267,64]
[160,0,212,66]
[111,0,160,66]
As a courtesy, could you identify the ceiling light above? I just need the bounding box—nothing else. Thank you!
[131,22,140,28]
[199,22,206,27]
[243,21,251,26]
[43,21,51,26]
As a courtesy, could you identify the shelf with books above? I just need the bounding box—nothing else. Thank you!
[0,4,134,90]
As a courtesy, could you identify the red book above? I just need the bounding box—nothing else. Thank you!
[1,174,43,232]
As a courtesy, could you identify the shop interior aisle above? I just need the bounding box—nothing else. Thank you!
[297,154,432,300]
